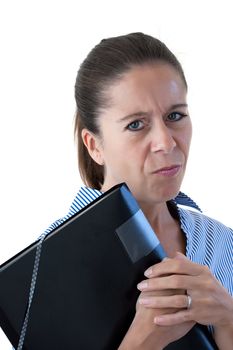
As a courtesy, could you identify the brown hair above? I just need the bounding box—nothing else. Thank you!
[74,32,187,189]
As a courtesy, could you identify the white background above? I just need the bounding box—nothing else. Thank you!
[1,0,233,348]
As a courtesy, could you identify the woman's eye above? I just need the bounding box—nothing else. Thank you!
[126,120,144,131]
[167,112,187,122]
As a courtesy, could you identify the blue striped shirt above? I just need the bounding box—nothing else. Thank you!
[13,187,232,349]
[42,186,233,297]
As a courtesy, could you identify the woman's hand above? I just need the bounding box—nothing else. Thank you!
[137,252,233,349]
[119,270,195,350]
[118,295,195,350]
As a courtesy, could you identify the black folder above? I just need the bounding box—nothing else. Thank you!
[0,183,218,349]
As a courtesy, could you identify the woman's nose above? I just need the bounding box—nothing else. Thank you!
[150,121,176,154]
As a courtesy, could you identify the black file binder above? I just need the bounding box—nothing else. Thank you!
[0,183,218,349]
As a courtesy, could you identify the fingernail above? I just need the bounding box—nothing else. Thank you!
[154,316,163,324]
[144,268,152,277]
[163,257,169,261]
[137,281,148,290]
[138,298,150,305]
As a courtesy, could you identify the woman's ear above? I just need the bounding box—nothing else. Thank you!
[81,128,104,166]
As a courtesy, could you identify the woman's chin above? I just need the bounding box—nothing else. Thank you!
[140,185,181,203]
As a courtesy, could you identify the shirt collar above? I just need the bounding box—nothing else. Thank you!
[68,186,201,217]
[68,186,199,257]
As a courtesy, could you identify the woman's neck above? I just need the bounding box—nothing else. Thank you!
[138,200,173,234]
[138,199,185,257]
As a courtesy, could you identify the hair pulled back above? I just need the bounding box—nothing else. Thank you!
[74,32,187,189]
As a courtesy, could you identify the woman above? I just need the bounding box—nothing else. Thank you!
[49,32,233,349]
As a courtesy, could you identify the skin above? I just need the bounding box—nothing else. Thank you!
[82,63,233,349]
[83,63,192,248]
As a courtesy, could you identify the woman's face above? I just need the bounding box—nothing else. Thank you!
[86,63,192,204]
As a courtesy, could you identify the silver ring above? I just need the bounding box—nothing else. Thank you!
[187,295,192,309]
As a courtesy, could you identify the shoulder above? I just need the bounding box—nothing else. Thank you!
[68,186,102,216]
[178,206,233,239]
[174,191,233,240]
[37,186,102,239]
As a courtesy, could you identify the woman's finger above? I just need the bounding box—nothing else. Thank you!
[137,274,199,292]
[144,254,208,278]
[138,294,190,309]
[154,309,193,326]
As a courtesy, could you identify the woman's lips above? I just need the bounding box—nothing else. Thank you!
[153,165,182,176]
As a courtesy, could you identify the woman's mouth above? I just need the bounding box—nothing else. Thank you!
[153,164,182,177]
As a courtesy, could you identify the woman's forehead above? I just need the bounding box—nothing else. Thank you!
[105,63,187,115]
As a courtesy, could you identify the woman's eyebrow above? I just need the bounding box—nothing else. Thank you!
[167,103,188,112]
[117,111,150,123]
[117,104,188,123]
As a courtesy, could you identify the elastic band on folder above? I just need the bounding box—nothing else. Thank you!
[16,233,47,350]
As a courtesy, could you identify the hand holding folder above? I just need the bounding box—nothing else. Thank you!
[0,184,218,349]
